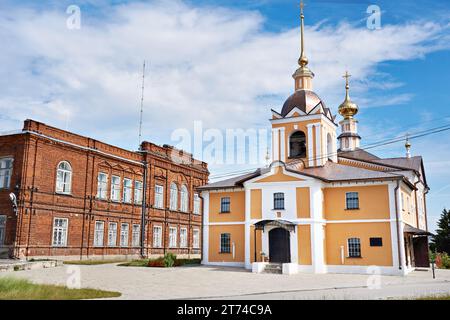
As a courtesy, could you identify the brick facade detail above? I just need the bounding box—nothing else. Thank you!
[0,120,209,260]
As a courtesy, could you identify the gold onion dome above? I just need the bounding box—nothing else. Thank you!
[338,71,359,119]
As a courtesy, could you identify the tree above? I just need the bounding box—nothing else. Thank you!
[431,209,450,254]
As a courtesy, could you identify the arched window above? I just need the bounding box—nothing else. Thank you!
[180,185,188,212]
[170,183,178,211]
[56,161,72,194]
[327,133,333,160]
[289,131,306,158]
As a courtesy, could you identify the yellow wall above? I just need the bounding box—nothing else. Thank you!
[297,225,312,265]
[256,167,303,183]
[296,187,310,218]
[325,222,393,266]
[251,189,262,219]
[208,225,245,263]
[209,191,245,223]
[323,185,390,220]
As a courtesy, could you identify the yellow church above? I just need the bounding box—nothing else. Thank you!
[198,7,431,276]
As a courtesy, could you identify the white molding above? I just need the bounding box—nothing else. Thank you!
[280,127,286,162]
[286,107,307,118]
[272,128,280,161]
[203,262,246,268]
[270,114,338,128]
[314,123,322,166]
[209,188,245,193]
[201,192,210,264]
[244,188,251,268]
[207,221,246,226]
[307,124,314,167]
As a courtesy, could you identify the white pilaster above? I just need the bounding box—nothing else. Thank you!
[307,124,314,167]
[310,185,326,273]
[201,192,210,265]
[272,128,280,162]
[244,187,251,269]
[279,127,286,162]
[315,123,322,166]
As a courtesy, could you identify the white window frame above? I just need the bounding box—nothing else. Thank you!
[52,218,68,247]
[0,215,6,246]
[153,226,162,248]
[93,221,105,247]
[110,176,121,202]
[132,224,140,247]
[123,178,133,203]
[180,185,189,212]
[193,193,201,215]
[134,181,143,204]
[56,161,72,194]
[108,222,118,247]
[154,185,164,209]
[120,223,129,247]
[97,172,108,200]
[170,183,178,211]
[193,228,200,249]
[180,227,188,248]
[347,238,361,258]
[0,158,13,189]
[169,227,177,248]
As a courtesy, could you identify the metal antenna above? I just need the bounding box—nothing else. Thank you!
[138,61,146,150]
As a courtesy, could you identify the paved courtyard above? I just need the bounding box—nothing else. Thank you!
[1,264,450,300]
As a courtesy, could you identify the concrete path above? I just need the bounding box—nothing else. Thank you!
[1,264,449,300]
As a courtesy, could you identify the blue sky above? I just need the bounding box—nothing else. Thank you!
[0,0,449,231]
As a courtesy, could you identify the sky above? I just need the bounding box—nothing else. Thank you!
[0,0,449,231]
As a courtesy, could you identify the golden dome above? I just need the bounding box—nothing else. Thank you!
[338,72,359,119]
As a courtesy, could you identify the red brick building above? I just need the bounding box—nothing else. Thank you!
[0,119,209,260]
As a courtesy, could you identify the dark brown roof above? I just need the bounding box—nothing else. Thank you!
[338,148,380,161]
[198,168,270,190]
[372,156,423,173]
[281,89,326,117]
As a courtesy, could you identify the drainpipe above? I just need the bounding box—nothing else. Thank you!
[394,180,403,270]
[140,156,148,259]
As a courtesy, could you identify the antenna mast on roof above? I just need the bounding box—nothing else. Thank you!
[138,60,146,150]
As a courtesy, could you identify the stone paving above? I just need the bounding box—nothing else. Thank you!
[0,263,449,300]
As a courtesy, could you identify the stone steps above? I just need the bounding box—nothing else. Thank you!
[263,263,282,274]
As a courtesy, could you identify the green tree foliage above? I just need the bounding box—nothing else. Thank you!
[431,209,450,254]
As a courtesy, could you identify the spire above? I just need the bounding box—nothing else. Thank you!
[293,0,314,91]
[405,134,411,158]
[338,71,359,119]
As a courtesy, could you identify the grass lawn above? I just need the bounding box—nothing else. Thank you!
[0,277,121,300]
[118,258,201,267]
[63,259,125,265]
[417,294,450,300]
[118,259,149,267]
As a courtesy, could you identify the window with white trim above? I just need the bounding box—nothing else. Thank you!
[123,178,132,203]
[52,218,68,247]
[154,185,164,209]
[134,181,143,204]
[169,227,177,248]
[132,224,140,247]
[120,223,129,247]
[345,192,359,210]
[180,228,188,248]
[193,194,201,215]
[111,176,121,202]
[170,183,178,211]
[0,215,6,246]
[220,233,231,253]
[273,193,285,210]
[0,158,13,189]
[180,185,189,212]
[153,226,162,248]
[56,161,72,194]
[193,229,200,249]
[348,238,361,258]
[93,221,104,247]
[97,172,108,200]
[108,222,118,247]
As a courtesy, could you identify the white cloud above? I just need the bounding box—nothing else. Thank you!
[0,0,448,152]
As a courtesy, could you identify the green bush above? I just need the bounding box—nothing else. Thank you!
[163,253,177,267]
[435,252,450,269]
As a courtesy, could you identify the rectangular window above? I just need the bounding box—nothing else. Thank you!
[169,227,177,248]
[370,237,383,247]
[154,185,164,209]
[111,176,121,202]
[193,229,200,249]
[132,224,140,247]
[123,178,132,203]
[0,215,6,246]
[108,222,118,247]
[0,158,13,189]
[346,192,359,210]
[52,218,68,247]
[93,221,104,247]
[220,233,231,253]
[153,226,162,248]
[134,181,143,204]
[97,173,108,200]
[220,197,230,213]
[180,228,188,248]
[273,193,285,210]
[120,223,129,247]
[348,238,361,258]
[193,194,201,215]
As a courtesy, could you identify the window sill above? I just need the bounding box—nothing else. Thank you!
[345,208,360,211]
[219,252,231,254]
[55,192,73,197]
[219,211,231,214]
[347,256,363,259]
[272,208,285,211]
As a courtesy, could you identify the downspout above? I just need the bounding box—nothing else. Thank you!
[394,180,402,270]
[140,156,148,258]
